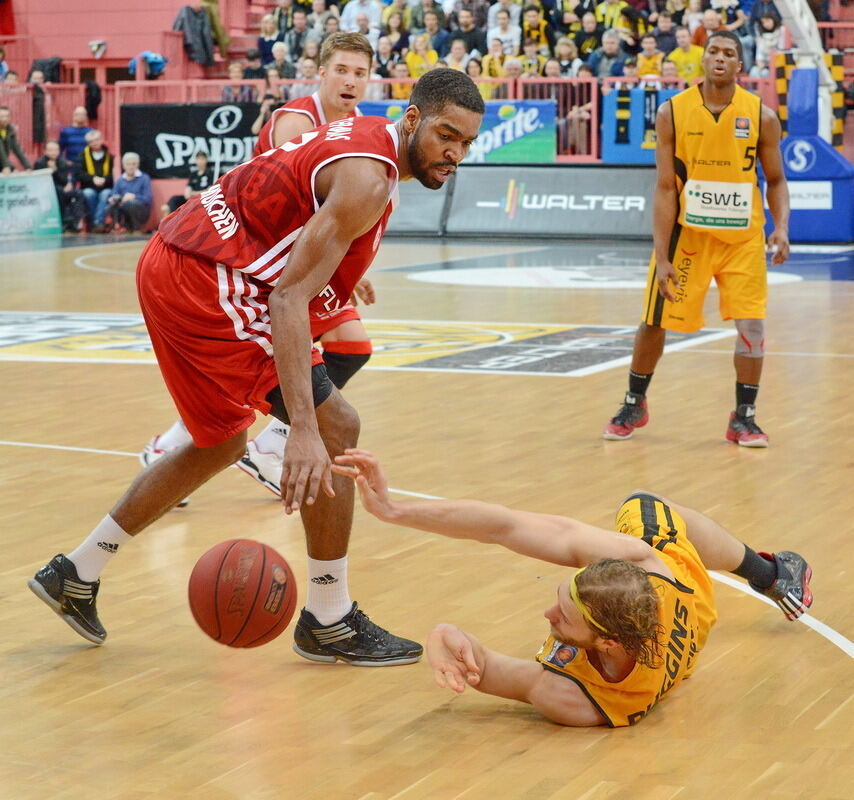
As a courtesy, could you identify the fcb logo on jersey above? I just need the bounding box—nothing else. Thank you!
[734,117,751,139]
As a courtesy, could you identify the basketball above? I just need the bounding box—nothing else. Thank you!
[188,539,297,648]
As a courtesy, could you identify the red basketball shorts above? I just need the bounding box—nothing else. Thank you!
[137,234,322,447]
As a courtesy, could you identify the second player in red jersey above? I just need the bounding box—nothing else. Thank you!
[31,68,485,668]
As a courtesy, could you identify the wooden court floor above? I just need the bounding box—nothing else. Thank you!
[0,235,852,799]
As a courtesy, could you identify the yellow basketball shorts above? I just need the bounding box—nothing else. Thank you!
[615,493,717,648]
[642,226,767,332]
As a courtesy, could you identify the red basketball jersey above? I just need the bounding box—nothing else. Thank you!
[252,93,361,156]
[158,115,399,354]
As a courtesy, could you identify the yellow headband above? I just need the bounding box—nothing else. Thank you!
[569,567,609,634]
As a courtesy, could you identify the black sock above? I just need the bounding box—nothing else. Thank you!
[629,370,653,396]
[736,382,759,408]
[732,545,777,589]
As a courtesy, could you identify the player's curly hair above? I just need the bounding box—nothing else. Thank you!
[576,559,664,669]
[319,33,374,68]
[410,68,486,118]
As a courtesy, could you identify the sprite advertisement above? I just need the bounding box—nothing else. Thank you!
[358,100,556,164]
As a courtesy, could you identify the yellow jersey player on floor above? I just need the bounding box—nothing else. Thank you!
[333,449,813,727]
[603,30,790,447]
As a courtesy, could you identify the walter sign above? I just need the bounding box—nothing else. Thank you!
[121,103,259,178]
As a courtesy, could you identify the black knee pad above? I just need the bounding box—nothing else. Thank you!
[322,350,371,390]
[265,363,334,423]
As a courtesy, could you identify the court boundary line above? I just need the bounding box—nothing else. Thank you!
[2,438,850,659]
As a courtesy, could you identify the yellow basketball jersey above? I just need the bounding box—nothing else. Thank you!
[535,499,717,727]
[672,83,765,244]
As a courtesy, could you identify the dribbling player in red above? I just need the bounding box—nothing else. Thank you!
[142,34,381,499]
[30,69,485,666]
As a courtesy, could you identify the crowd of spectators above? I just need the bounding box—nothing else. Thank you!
[0,102,152,233]
[224,0,790,103]
[0,0,837,234]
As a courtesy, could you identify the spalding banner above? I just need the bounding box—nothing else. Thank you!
[358,100,556,163]
[120,103,259,178]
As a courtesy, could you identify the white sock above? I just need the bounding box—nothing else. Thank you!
[306,556,352,625]
[67,515,133,582]
[157,419,192,451]
[253,418,289,457]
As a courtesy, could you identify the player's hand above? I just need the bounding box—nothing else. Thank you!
[767,228,790,266]
[426,624,481,694]
[655,258,678,302]
[350,279,375,306]
[280,427,335,514]
[332,448,394,519]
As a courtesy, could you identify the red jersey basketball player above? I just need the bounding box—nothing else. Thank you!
[30,70,485,667]
[143,34,379,499]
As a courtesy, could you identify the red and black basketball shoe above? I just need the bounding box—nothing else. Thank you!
[750,551,813,621]
[603,392,650,440]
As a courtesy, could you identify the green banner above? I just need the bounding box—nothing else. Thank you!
[0,170,63,239]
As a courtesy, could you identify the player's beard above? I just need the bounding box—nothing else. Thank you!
[408,124,454,190]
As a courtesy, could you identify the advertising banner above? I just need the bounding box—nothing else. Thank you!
[120,103,259,178]
[0,170,62,239]
[445,165,654,237]
[358,100,556,163]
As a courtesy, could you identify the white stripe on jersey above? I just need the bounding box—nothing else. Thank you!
[255,251,291,285]
[312,93,325,126]
[239,225,304,283]
[217,265,274,355]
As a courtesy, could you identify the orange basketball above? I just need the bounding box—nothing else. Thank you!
[188,539,297,648]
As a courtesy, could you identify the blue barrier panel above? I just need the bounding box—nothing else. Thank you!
[601,87,679,164]
[762,68,854,243]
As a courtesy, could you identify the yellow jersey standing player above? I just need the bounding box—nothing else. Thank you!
[603,31,790,447]
[332,449,813,727]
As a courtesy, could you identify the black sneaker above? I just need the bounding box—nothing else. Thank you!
[602,391,650,440]
[28,554,106,644]
[749,551,813,621]
[725,404,769,447]
[292,602,422,666]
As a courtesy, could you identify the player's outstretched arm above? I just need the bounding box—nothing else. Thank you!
[333,449,660,569]
[758,105,790,266]
[426,624,605,727]
[270,158,390,512]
